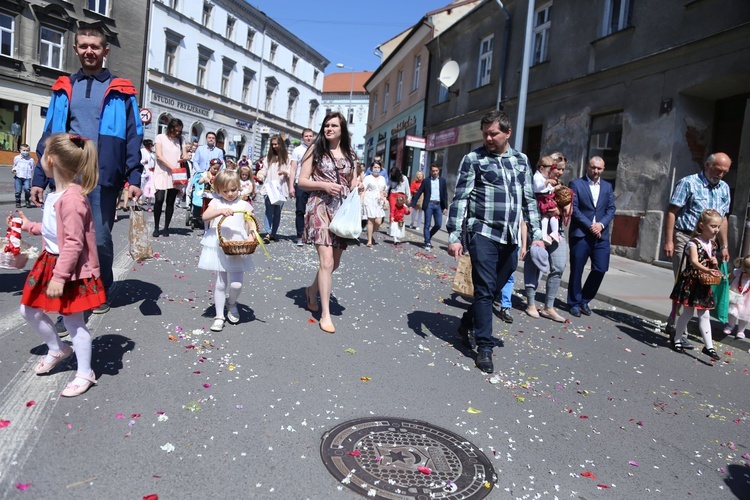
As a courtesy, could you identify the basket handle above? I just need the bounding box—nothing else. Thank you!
[217,211,270,258]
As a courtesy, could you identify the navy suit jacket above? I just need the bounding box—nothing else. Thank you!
[411,176,448,211]
[568,176,616,240]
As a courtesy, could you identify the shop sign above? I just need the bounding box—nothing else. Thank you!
[236,120,253,130]
[152,92,211,118]
[405,135,426,149]
[426,127,459,149]
[395,137,405,170]
[376,140,386,153]
[459,121,482,143]
[391,116,416,135]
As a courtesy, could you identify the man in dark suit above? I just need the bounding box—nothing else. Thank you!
[567,156,616,317]
[411,163,448,250]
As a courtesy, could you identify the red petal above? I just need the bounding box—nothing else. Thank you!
[418,466,432,475]
[347,450,361,457]
[143,495,159,500]
[308,318,316,324]
[580,471,597,479]
[25,401,35,407]
[16,483,31,491]
[580,415,588,419]
[597,484,611,489]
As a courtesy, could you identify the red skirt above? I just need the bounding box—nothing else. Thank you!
[21,250,106,314]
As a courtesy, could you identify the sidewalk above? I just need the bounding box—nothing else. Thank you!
[419,225,750,353]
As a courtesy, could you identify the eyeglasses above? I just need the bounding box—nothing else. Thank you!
[553,156,567,163]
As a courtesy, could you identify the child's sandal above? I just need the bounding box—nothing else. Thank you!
[702,346,720,361]
[670,339,684,353]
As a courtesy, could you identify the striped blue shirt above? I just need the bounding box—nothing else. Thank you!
[446,146,542,245]
[670,171,731,232]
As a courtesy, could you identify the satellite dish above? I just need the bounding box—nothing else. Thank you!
[438,60,460,88]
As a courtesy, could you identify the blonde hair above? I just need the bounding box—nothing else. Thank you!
[213,169,240,194]
[239,166,252,180]
[536,155,555,171]
[413,170,424,181]
[45,133,99,194]
[691,208,722,237]
[735,255,750,273]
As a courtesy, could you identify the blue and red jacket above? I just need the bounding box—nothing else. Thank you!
[33,70,144,190]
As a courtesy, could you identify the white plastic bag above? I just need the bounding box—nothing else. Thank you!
[329,191,362,239]
[266,179,287,206]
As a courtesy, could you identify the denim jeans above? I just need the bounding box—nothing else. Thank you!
[14,177,31,202]
[423,201,442,244]
[468,234,518,351]
[294,183,310,239]
[87,185,119,293]
[524,235,567,309]
[264,195,283,237]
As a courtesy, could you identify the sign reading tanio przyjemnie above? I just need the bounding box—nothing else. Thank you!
[151,92,212,118]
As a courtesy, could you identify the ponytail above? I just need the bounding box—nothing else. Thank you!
[78,139,99,195]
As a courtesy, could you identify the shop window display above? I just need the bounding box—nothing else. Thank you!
[0,99,26,152]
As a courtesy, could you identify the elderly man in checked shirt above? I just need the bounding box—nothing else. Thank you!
[447,111,544,374]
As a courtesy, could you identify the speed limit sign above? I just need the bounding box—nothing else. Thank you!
[140,108,153,124]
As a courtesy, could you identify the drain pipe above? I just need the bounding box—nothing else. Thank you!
[494,1,511,110]
[514,0,535,150]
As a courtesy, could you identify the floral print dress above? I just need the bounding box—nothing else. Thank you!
[303,154,354,249]
[670,239,716,310]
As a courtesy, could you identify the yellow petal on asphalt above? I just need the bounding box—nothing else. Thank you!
[466,407,482,414]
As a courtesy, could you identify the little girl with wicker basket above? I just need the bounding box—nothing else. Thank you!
[199,169,259,332]
[669,209,724,360]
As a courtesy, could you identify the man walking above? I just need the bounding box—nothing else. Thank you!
[663,152,732,336]
[447,111,543,373]
[566,156,616,317]
[289,128,315,246]
[192,132,224,173]
[31,25,143,317]
[411,164,448,250]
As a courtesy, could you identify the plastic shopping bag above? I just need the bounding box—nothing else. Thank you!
[266,179,287,206]
[172,167,188,186]
[329,191,362,239]
[710,261,729,323]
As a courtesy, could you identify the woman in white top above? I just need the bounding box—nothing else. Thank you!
[387,167,410,223]
[257,135,291,242]
[153,118,183,237]
[361,162,387,247]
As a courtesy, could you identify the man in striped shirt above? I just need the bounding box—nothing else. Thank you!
[447,110,544,373]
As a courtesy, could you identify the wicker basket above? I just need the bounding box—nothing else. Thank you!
[696,269,722,286]
[554,186,572,208]
[217,212,259,255]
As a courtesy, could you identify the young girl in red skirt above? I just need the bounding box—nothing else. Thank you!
[13,133,106,397]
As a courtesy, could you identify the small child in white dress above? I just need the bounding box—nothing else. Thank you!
[724,255,750,339]
[199,170,256,332]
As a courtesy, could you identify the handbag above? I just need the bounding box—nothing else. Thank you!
[554,185,572,208]
[172,167,188,186]
[451,253,474,299]
[329,190,362,239]
[266,179,287,206]
[129,206,154,260]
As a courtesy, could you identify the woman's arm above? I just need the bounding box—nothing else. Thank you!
[298,147,342,197]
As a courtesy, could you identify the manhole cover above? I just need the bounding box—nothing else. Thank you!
[320,417,495,499]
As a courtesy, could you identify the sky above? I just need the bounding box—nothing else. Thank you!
[251,0,452,74]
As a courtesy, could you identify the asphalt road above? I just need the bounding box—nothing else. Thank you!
[0,200,748,499]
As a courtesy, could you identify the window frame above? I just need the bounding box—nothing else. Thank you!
[221,59,234,97]
[0,12,14,58]
[39,26,64,70]
[412,54,421,92]
[246,28,255,51]
[602,0,633,36]
[201,2,212,28]
[269,42,277,63]
[383,82,389,114]
[88,0,108,16]
[242,69,255,104]
[291,56,298,75]
[164,39,178,76]
[371,93,378,121]
[395,70,403,104]
[476,34,494,87]
[225,16,235,40]
[197,51,210,88]
[531,2,552,66]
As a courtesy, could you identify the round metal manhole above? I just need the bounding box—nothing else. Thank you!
[320,417,495,499]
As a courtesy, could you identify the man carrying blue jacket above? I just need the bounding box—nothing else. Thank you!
[31,25,144,318]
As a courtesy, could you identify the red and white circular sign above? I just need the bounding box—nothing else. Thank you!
[140,108,153,124]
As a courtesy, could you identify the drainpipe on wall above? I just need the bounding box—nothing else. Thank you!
[494,1,511,110]
[251,19,268,162]
[140,0,153,105]
[514,0,535,150]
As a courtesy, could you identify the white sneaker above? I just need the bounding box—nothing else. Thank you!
[226,305,239,324]
[210,318,225,332]
[296,239,304,247]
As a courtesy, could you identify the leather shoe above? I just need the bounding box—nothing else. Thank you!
[569,306,582,317]
[319,322,335,334]
[580,303,592,316]
[499,308,514,324]
[457,324,476,350]
[475,349,494,373]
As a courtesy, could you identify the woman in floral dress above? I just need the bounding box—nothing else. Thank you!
[298,112,360,334]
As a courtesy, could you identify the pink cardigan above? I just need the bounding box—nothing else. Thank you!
[22,184,101,284]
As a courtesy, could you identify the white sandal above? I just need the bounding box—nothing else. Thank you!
[226,304,239,324]
[210,318,225,332]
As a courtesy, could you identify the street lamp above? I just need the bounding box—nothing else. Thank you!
[336,63,355,124]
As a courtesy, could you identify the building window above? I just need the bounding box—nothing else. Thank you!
[309,100,319,129]
[383,83,389,114]
[202,3,212,28]
[532,3,551,65]
[395,70,403,104]
[603,0,632,36]
[265,78,278,112]
[287,88,299,121]
[197,52,209,88]
[291,56,298,75]
[226,16,235,40]
[168,0,179,9]
[438,81,449,103]
[242,69,254,104]
[588,111,622,189]
[40,27,64,69]
[221,60,233,97]
[0,13,14,58]
[477,35,493,87]
[348,108,354,125]
[412,55,421,92]
[313,70,319,86]
[246,28,255,51]
[371,94,378,121]
[88,0,108,15]
[164,39,178,76]
[269,42,277,63]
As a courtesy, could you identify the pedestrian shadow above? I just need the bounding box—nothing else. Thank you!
[285,287,345,318]
[0,270,29,296]
[406,310,501,356]
[442,292,471,311]
[93,334,136,376]
[200,303,257,324]
[597,309,666,347]
[724,464,750,499]
[110,278,163,316]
